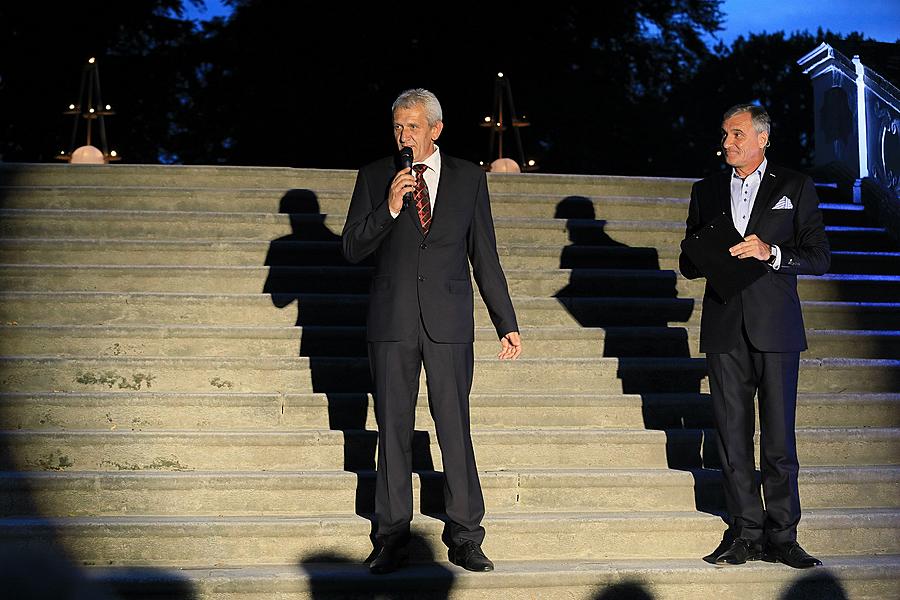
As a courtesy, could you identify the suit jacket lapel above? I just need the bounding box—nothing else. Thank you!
[746,165,779,235]
[717,171,731,218]
[429,154,454,237]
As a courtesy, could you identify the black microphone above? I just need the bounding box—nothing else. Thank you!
[400,147,414,208]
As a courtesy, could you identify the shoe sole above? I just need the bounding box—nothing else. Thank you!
[713,555,762,567]
[450,558,494,572]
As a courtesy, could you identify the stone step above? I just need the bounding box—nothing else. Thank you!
[5,466,898,519]
[4,427,897,473]
[0,164,359,190]
[0,164,697,197]
[0,238,683,271]
[4,238,899,279]
[2,265,896,304]
[2,355,898,394]
[2,186,870,240]
[2,509,894,565]
[3,324,896,360]
[0,208,886,252]
[0,291,689,328]
[826,226,896,252]
[81,556,900,600]
[0,187,693,221]
[830,251,900,275]
[4,292,900,331]
[0,209,695,249]
[819,201,872,227]
[3,391,896,432]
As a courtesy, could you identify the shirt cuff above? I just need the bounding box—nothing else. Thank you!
[389,208,400,219]
[770,244,781,270]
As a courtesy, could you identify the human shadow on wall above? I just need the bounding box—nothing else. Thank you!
[552,196,723,516]
[262,190,444,545]
[299,533,455,599]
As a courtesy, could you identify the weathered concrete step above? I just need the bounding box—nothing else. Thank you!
[820,201,872,227]
[2,355,899,394]
[0,208,344,240]
[0,291,692,328]
[6,466,897,518]
[3,265,896,304]
[0,165,358,189]
[4,427,897,472]
[831,251,900,275]
[0,238,352,267]
[5,292,900,331]
[82,556,900,600]
[2,509,894,565]
[0,164,696,196]
[0,208,884,253]
[3,391,896,432]
[0,209,694,248]
[0,187,691,220]
[0,238,682,271]
[6,239,900,280]
[3,324,896,360]
[0,208,339,240]
[826,226,896,252]
[0,324,634,359]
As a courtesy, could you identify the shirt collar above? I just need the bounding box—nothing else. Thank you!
[414,144,441,173]
[732,157,767,182]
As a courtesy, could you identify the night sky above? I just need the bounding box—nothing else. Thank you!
[183,0,900,45]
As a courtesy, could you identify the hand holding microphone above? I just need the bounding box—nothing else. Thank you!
[389,146,416,213]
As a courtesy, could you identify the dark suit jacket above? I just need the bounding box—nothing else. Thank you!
[679,164,831,354]
[342,152,518,343]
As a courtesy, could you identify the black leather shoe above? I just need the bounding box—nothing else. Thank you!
[449,541,494,572]
[763,542,822,569]
[702,531,736,564]
[369,544,408,575]
[715,538,763,565]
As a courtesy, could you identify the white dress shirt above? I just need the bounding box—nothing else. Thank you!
[730,158,780,269]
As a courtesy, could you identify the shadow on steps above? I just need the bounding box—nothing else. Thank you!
[552,195,723,518]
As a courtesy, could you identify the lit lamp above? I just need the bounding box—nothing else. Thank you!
[480,72,533,172]
[57,57,121,164]
[490,158,520,173]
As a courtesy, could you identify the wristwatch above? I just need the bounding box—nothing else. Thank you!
[766,245,778,266]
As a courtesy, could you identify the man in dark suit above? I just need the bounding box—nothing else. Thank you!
[342,88,521,574]
[679,104,830,569]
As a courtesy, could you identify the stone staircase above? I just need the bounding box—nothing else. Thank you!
[0,163,898,599]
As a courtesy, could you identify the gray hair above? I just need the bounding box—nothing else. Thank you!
[723,103,771,135]
[392,88,443,126]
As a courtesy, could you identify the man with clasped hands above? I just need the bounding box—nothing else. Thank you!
[679,104,830,569]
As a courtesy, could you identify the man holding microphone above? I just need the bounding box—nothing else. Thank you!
[342,88,521,574]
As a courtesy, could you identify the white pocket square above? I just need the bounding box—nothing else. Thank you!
[772,196,793,210]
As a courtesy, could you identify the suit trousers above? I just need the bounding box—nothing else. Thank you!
[706,322,801,546]
[368,315,485,548]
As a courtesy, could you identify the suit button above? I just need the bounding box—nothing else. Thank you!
[420,243,428,249]
[418,275,425,281]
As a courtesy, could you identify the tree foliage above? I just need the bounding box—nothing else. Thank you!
[2,1,894,178]
[0,1,197,162]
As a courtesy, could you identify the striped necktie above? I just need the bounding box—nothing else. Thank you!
[413,164,431,235]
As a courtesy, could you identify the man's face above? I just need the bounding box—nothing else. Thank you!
[393,104,443,162]
[721,111,768,175]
